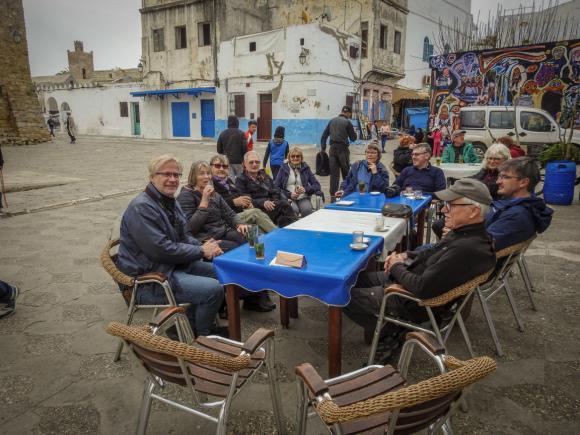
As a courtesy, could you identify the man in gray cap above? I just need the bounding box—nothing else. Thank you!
[345,178,496,359]
[441,130,479,163]
[320,105,357,201]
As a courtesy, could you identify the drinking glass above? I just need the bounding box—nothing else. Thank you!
[435,157,441,166]
[375,216,385,231]
[404,186,413,197]
[352,231,364,245]
[245,225,258,247]
[358,181,366,194]
[414,190,423,200]
[255,241,265,259]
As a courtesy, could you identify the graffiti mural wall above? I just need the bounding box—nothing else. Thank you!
[429,39,580,133]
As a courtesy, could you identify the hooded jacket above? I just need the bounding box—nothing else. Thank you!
[485,195,553,250]
[216,116,247,164]
[274,162,322,197]
[340,160,390,195]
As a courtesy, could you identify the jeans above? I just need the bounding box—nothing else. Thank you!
[270,165,281,180]
[381,135,387,151]
[237,208,277,233]
[290,197,314,217]
[329,146,350,198]
[137,260,223,336]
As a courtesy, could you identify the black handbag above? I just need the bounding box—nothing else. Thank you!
[381,203,412,219]
[315,150,330,176]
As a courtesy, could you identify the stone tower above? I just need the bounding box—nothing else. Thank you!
[67,40,94,80]
[0,0,50,145]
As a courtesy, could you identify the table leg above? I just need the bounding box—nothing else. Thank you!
[279,296,290,328]
[416,209,427,246]
[289,298,299,319]
[225,284,241,341]
[328,307,342,377]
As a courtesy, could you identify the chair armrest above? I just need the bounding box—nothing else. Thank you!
[241,328,275,354]
[150,307,186,328]
[295,363,329,397]
[384,284,414,298]
[136,272,167,284]
[405,331,445,355]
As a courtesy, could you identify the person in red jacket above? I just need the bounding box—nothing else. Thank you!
[245,120,257,152]
[498,135,526,158]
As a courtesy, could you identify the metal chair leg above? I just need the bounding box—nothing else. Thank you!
[456,313,474,358]
[368,295,388,365]
[114,301,137,362]
[266,341,285,435]
[296,381,309,435]
[518,258,538,311]
[503,279,524,332]
[476,289,504,357]
[217,374,239,435]
[136,378,155,435]
[520,256,536,292]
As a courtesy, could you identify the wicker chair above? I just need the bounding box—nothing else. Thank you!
[295,332,496,435]
[101,238,190,362]
[368,271,493,365]
[475,237,536,356]
[106,307,284,435]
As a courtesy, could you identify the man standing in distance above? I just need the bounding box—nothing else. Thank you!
[320,105,357,201]
[245,120,257,152]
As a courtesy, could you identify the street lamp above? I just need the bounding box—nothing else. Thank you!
[299,48,309,66]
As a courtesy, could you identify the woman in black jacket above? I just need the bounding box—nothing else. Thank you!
[470,143,511,200]
[273,146,322,216]
[177,161,249,252]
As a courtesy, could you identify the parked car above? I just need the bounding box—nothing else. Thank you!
[459,106,580,159]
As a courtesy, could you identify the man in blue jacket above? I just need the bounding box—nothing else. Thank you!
[117,155,225,337]
[394,144,446,195]
[486,157,553,250]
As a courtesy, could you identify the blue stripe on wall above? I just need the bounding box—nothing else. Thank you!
[214,118,348,145]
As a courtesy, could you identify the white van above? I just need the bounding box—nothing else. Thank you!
[459,106,579,158]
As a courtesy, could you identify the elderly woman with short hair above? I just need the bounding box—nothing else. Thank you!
[336,141,389,198]
[117,154,225,337]
[177,160,249,252]
[470,143,511,199]
[273,146,321,217]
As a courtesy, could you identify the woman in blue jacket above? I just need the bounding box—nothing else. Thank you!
[263,126,289,179]
[274,146,322,217]
[335,141,389,198]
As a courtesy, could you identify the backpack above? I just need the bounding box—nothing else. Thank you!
[316,150,330,176]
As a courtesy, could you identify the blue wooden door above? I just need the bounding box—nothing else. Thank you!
[171,102,190,137]
[200,99,215,137]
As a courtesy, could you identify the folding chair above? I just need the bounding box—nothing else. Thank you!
[106,307,284,435]
[368,271,493,365]
[476,238,535,356]
[515,236,538,311]
[295,332,496,435]
[100,238,189,362]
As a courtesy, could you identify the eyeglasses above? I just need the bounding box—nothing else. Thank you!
[155,172,182,179]
[365,150,378,154]
[443,201,475,209]
[247,160,261,165]
[486,157,503,161]
[411,152,427,157]
[289,155,302,159]
[498,174,522,180]
[212,163,229,169]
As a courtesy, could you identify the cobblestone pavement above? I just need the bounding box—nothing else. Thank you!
[0,133,579,434]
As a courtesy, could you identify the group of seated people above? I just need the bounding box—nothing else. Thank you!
[116,140,551,358]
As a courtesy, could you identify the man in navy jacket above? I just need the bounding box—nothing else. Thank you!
[486,157,553,250]
[117,155,224,336]
[394,143,446,194]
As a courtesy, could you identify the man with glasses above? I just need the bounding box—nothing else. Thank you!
[486,157,553,250]
[235,151,298,227]
[393,143,446,195]
[210,154,277,233]
[117,154,226,337]
[345,178,495,359]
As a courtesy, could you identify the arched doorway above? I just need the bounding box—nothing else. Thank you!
[60,102,71,129]
[47,97,59,115]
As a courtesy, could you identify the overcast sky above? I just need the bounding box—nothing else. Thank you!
[24,0,561,76]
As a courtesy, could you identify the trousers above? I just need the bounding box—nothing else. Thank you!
[329,146,350,198]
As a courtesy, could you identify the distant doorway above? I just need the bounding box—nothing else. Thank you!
[200,99,215,137]
[257,94,272,141]
[171,102,190,137]
[131,102,141,135]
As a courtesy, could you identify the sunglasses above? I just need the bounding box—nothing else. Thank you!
[212,163,229,169]
[290,155,302,159]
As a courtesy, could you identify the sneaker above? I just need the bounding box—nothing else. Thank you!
[0,284,20,319]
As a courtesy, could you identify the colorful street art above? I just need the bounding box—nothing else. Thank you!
[429,39,580,134]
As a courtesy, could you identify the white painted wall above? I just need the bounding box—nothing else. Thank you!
[399,0,472,90]
[38,83,143,137]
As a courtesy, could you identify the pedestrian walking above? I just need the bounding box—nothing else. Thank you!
[244,120,257,152]
[379,122,391,152]
[217,115,247,179]
[263,126,289,180]
[66,112,77,143]
[320,105,357,201]
[47,117,55,137]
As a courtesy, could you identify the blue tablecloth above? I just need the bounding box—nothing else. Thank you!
[325,192,432,215]
[213,228,383,306]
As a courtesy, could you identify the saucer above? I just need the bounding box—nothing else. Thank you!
[375,226,390,232]
[350,243,368,251]
[370,191,381,196]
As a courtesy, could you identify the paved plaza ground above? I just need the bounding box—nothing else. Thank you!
[0,133,579,434]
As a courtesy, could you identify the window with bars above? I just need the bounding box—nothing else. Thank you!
[229,94,245,117]
[394,31,401,54]
[119,102,129,117]
[379,25,387,49]
[153,28,165,52]
[175,26,187,49]
[361,22,368,58]
[198,22,211,47]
